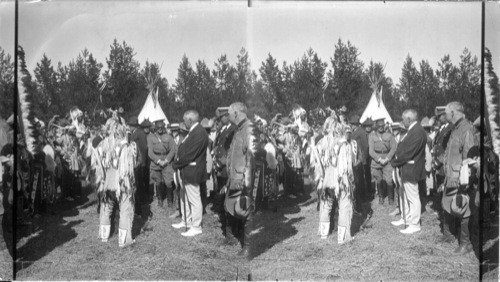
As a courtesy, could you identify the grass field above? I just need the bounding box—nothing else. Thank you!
[15,177,496,281]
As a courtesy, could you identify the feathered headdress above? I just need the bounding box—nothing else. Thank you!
[17,46,40,155]
[484,48,500,160]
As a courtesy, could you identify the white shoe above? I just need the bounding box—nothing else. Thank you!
[172,222,191,229]
[181,228,202,237]
[391,219,405,226]
[400,225,421,234]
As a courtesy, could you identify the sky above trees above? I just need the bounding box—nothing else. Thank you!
[3,1,482,83]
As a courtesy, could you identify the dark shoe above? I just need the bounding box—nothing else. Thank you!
[438,235,455,244]
[461,243,474,254]
[453,243,472,254]
[169,210,181,219]
[237,246,250,259]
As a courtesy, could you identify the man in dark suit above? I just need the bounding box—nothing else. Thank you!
[127,116,148,217]
[172,110,209,237]
[390,109,427,234]
[212,107,236,239]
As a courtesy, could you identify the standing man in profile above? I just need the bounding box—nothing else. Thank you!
[350,115,368,204]
[127,116,148,218]
[224,102,258,259]
[212,107,236,239]
[440,102,475,254]
[172,110,209,237]
[390,109,427,234]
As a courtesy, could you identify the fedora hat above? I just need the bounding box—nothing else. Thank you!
[140,119,152,128]
[361,118,373,127]
[127,116,139,126]
[168,123,180,131]
[216,107,230,119]
[435,106,447,116]
[348,115,360,125]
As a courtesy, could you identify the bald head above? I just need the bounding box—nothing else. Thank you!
[402,109,418,129]
[445,101,465,124]
[183,110,200,130]
[228,102,248,125]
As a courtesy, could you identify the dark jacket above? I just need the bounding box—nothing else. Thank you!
[391,123,427,183]
[432,122,453,176]
[352,127,368,164]
[130,127,148,167]
[172,123,209,185]
[213,123,236,178]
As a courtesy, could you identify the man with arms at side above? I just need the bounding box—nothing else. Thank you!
[391,109,427,234]
[172,110,209,237]
[224,102,258,259]
[440,102,475,254]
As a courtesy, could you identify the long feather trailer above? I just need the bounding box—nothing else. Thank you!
[17,46,39,155]
[484,48,500,177]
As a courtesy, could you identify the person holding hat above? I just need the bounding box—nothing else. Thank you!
[147,119,177,211]
[368,117,397,205]
[223,102,259,258]
[127,116,149,218]
[439,102,475,254]
[212,107,237,241]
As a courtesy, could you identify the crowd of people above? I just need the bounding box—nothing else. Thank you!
[5,99,498,260]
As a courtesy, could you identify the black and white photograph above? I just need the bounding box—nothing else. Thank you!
[0,0,499,280]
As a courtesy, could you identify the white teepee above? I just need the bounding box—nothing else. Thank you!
[138,67,169,124]
[360,63,393,124]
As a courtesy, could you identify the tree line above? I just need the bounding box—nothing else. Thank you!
[0,38,481,123]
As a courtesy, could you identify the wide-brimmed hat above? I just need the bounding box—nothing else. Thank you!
[348,115,360,125]
[140,119,152,128]
[153,118,166,128]
[362,118,373,127]
[435,106,447,116]
[168,123,180,131]
[391,122,405,131]
[216,107,230,119]
[450,193,470,217]
[234,195,254,220]
[127,116,139,126]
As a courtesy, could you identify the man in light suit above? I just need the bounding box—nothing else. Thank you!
[171,110,209,237]
[390,109,427,234]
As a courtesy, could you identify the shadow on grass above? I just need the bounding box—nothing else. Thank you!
[481,217,499,279]
[15,183,94,272]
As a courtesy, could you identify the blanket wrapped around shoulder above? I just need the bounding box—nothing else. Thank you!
[93,135,137,201]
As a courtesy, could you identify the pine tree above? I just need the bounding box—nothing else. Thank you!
[0,47,14,119]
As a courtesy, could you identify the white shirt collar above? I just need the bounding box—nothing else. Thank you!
[189,122,199,133]
[408,121,417,131]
